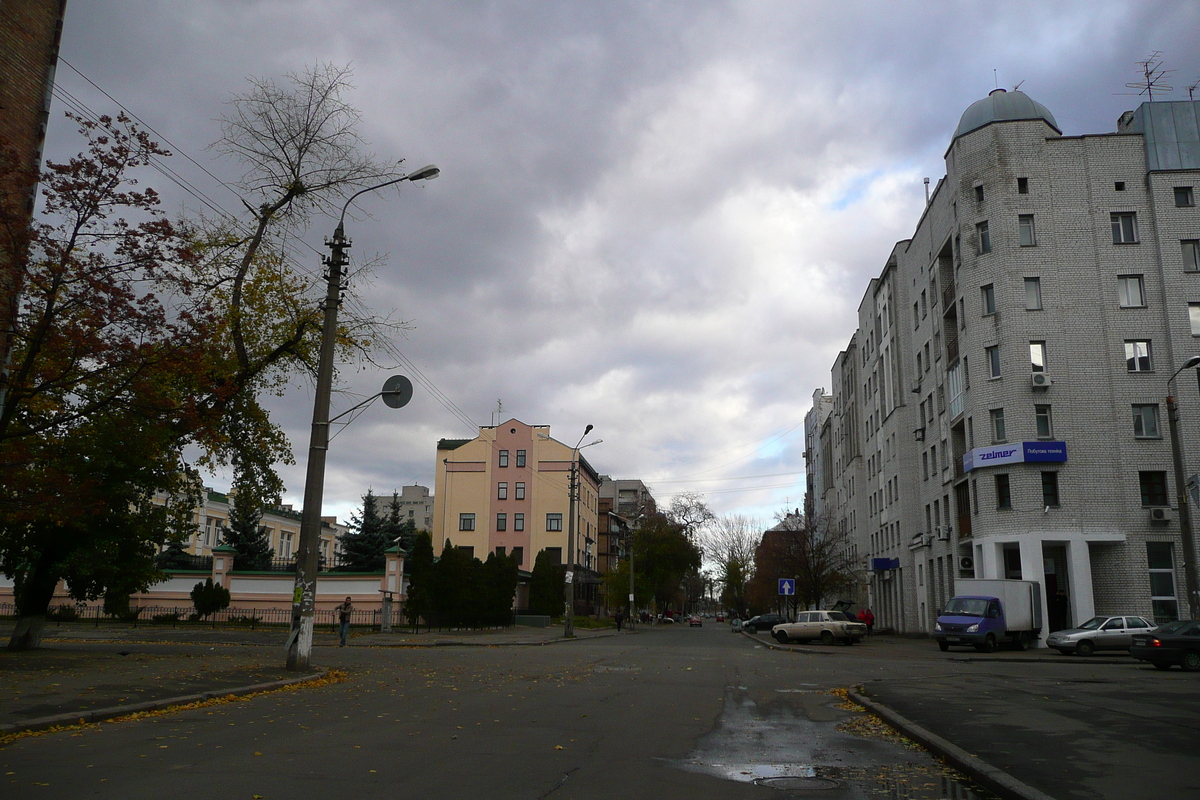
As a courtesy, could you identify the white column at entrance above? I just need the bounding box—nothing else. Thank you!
[1065,539,1095,626]
[1018,537,1047,646]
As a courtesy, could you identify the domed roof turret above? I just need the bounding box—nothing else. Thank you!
[953,88,1060,141]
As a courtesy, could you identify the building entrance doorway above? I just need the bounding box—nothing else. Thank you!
[1042,543,1070,631]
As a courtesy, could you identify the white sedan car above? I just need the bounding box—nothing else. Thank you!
[772,610,867,645]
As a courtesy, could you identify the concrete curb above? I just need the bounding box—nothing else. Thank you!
[848,690,1057,800]
[0,671,325,737]
[738,629,849,655]
[742,631,1130,665]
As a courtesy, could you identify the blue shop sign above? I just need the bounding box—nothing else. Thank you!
[962,441,1067,472]
[871,557,900,571]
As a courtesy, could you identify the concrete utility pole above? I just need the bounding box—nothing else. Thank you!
[286,166,438,671]
[563,424,593,638]
[1166,356,1200,621]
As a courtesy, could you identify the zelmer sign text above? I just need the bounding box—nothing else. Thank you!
[962,441,1067,472]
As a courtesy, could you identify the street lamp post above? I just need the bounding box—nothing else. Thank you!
[1167,355,1200,622]
[563,424,593,638]
[285,166,439,671]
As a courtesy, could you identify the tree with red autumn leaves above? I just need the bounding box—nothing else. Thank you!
[0,64,408,649]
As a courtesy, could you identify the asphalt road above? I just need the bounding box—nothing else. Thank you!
[2,624,987,800]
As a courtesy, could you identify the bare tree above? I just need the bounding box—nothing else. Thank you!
[748,509,856,615]
[666,491,715,540]
[701,514,759,616]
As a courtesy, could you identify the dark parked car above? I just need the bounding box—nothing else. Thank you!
[1130,619,1200,671]
[743,613,786,633]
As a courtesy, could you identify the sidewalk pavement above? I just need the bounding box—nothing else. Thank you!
[0,621,622,735]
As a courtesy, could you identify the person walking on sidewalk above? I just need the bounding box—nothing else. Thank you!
[338,597,354,646]
[615,610,624,632]
[858,607,875,636]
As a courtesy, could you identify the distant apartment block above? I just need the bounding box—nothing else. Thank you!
[808,90,1200,642]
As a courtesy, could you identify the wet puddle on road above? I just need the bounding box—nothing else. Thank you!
[673,686,995,799]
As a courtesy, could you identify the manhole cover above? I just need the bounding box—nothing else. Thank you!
[754,776,840,791]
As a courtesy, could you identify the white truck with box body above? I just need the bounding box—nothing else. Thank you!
[933,579,1043,652]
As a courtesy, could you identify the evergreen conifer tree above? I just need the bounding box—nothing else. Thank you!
[482,551,519,626]
[403,532,435,630]
[339,490,390,571]
[222,489,274,571]
[529,549,565,616]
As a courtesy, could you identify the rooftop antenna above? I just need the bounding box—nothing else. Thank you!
[993,69,998,89]
[1123,52,1174,100]
[1187,78,1200,101]
[923,177,930,204]
[491,398,503,426]
[1012,79,1025,92]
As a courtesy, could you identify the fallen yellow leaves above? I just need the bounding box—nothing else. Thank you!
[0,669,348,748]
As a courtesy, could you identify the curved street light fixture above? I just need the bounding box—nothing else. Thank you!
[286,167,439,671]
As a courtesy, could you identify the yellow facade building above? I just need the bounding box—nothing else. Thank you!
[434,420,600,575]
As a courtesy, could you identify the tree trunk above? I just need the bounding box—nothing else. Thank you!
[8,614,47,650]
[7,559,62,650]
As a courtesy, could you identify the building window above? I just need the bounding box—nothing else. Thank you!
[1125,340,1153,372]
[514,512,525,531]
[497,482,508,500]
[459,513,476,531]
[516,449,527,467]
[1133,404,1160,438]
[981,284,995,315]
[1183,240,1200,272]
[1024,277,1042,310]
[1017,177,1029,194]
[922,451,929,480]
[1140,471,1169,507]
[515,481,526,500]
[496,513,507,532]
[1111,212,1137,244]
[1118,275,1145,308]
[977,221,991,253]
[995,474,1012,510]
[458,546,474,559]
[974,184,985,203]
[543,546,562,565]
[1041,472,1060,508]
[1018,215,1036,246]
[1115,181,1126,191]
[1175,186,1195,207]
[986,346,1000,378]
[990,408,1007,442]
[1030,341,1046,373]
[511,546,524,566]
[1148,542,1178,623]
[495,546,507,557]
[547,513,562,532]
[1190,303,1200,336]
[913,302,920,329]
[498,449,509,467]
[1035,405,1053,439]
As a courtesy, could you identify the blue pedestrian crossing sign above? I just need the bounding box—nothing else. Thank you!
[778,578,796,596]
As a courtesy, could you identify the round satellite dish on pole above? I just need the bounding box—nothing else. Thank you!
[381,375,413,409]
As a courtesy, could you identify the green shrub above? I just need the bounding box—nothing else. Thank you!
[48,604,79,621]
[152,612,179,623]
[190,578,231,619]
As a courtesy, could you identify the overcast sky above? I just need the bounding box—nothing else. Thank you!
[48,1,1200,526]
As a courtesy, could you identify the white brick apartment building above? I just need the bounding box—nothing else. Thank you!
[809,90,1200,643]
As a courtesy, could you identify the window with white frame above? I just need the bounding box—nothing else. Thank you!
[1030,341,1046,373]
[1184,240,1200,272]
[1148,542,1178,623]
[976,221,991,253]
[1125,340,1153,372]
[1035,405,1053,439]
[1024,277,1042,310]
[1111,212,1137,244]
[459,513,476,531]
[1190,303,1200,336]
[546,513,562,532]
[982,283,997,314]
[497,482,508,500]
[1133,404,1160,438]
[1018,214,1036,246]
[990,408,1006,442]
[1118,275,1145,307]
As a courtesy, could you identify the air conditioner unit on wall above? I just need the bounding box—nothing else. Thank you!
[1149,507,1174,524]
[935,525,949,541]
[1031,373,1052,389]
[959,556,974,571]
